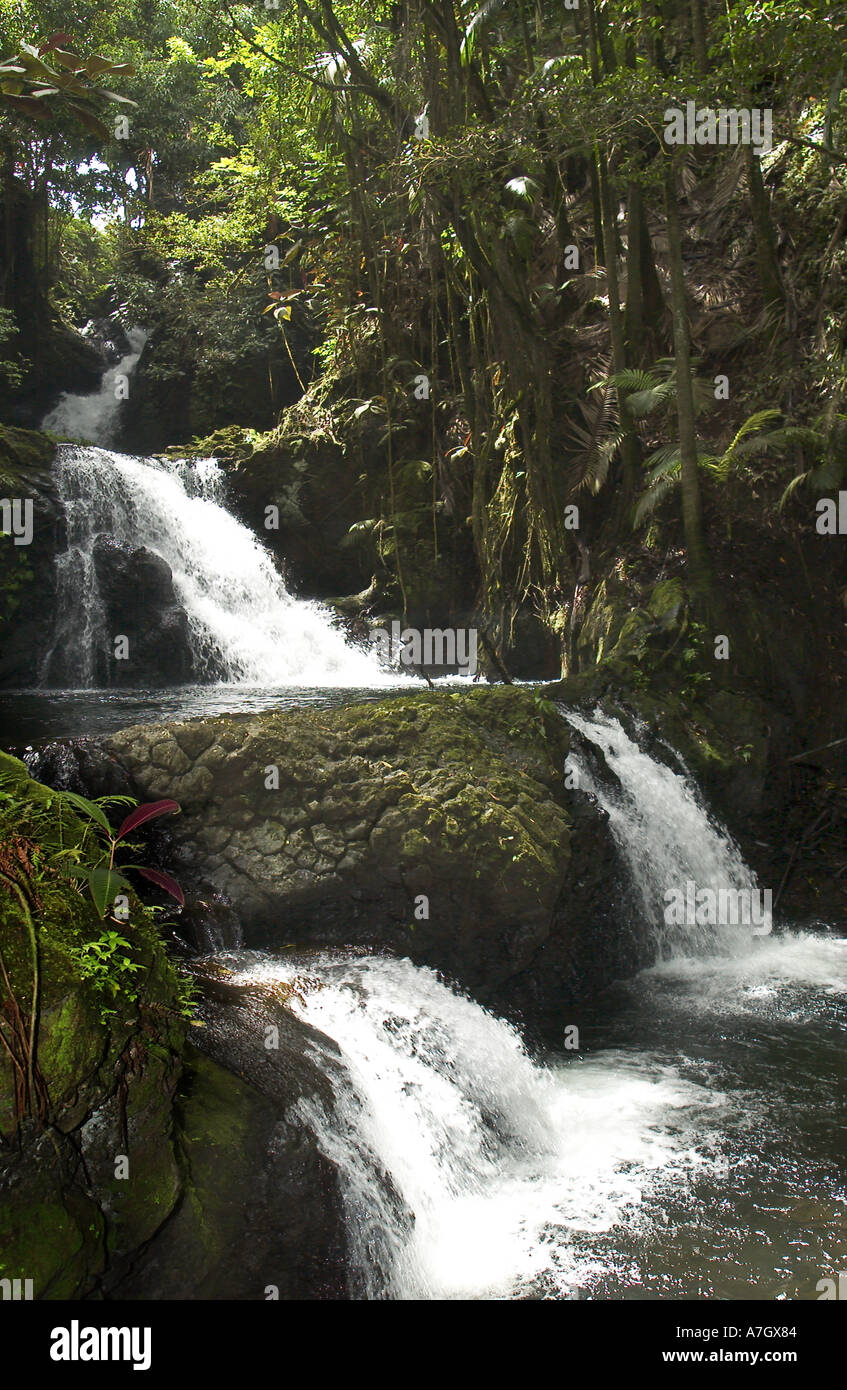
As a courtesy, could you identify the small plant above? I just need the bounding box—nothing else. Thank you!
[54,793,184,919]
[532,688,557,719]
[73,929,143,1021]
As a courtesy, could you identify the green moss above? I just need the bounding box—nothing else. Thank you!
[0,1178,105,1299]
[0,424,55,488]
[0,752,193,1295]
[174,1050,257,1260]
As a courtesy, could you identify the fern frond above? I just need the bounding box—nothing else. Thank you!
[460,0,509,64]
[633,476,677,528]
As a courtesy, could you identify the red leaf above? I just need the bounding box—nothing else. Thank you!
[135,866,185,907]
[39,33,73,54]
[117,798,181,841]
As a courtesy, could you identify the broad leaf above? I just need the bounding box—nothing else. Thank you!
[134,866,185,906]
[88,866,132,918]
[60,790,113,834]
[116,799,181,842]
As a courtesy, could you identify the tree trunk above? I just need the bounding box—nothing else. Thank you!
[599,154,640,504]
[746,145,785,311]
[664,156,711,598]
[690,0,708,73]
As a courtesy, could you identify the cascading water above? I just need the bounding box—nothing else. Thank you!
[220,950,719,1300]
[42,328,148,446]
[563,708,763,957]
[41,444,398,688]
[208,713,846,1300]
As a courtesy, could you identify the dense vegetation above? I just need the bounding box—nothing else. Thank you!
[1,0,846,669]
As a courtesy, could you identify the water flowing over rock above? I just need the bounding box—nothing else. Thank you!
[40,444,396,688]
[41,329,148,447]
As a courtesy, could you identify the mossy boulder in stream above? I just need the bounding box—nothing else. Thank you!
[99,686,629,1015]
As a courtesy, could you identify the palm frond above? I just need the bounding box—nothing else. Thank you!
[460,0,509,64]
[595,368,658,395]
[778,471,811,510]
[564,387,620,494]
[643,443,682,479]
[633,476,677,528]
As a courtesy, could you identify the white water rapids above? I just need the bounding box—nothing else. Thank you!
[219,711,847,1300]
[42,328,148,445]
[42,444,397,687]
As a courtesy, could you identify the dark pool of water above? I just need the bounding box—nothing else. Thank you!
[0,683,415,752]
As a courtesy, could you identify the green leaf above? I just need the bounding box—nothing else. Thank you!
[88,866,132,918]
[59,791,113,834]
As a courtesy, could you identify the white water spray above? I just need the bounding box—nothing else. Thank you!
[42,328,148,446]
[227,951,717,1301]
[563,708,761,957]
[42,444,399,688]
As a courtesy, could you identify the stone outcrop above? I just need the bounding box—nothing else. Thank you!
[90,537,195,685]
[98,686,632,1017]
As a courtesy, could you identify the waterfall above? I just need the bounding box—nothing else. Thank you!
[41,444,397,688]
[166,725,844,1301]
[220,950,715,1301]
[42,328,148,446]
[562,708,765,957]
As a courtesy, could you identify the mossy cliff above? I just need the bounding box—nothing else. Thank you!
[0,426,60,686]
[0,751,344,1298]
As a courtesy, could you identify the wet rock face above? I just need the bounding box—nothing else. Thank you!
[98,688,622,1012]
[0,427,61,686]
[114,1025,348,1302]
[90,537,195,685]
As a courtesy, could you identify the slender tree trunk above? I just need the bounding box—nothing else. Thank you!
[664,156,711,597]
[599,155,640,503]
[690,0,708,72]
[745,145,785,311]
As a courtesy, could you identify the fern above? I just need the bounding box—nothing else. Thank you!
[633,476,677,527]
[459,0,509,64]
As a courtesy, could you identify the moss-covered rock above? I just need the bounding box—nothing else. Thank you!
[0,750,189,1296]
[99,688,577,995]
[117,1034,346,1300]
[0,425,60,686]
[92,687,629,1016]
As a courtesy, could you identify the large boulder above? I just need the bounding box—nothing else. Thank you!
[98,686,634,1020]
[89,537,195,685]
